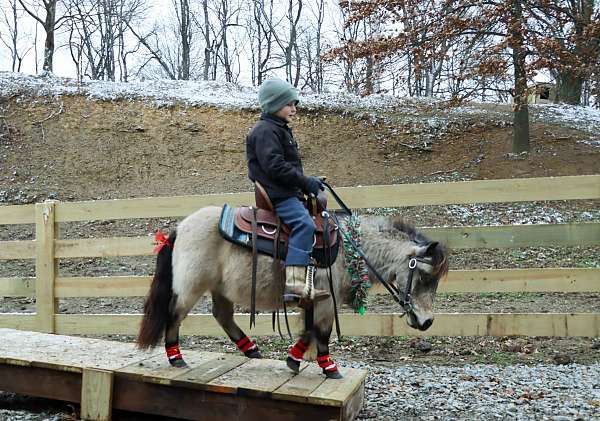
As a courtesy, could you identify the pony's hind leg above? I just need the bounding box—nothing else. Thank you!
[212,293,262,358]
[164,292,199,368]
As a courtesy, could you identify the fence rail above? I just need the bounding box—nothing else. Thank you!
[2,268,600,298]
[1,175,599,337]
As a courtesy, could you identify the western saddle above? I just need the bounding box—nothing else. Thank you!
[232,182,339,265]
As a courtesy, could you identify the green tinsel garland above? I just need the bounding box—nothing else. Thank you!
[342,215,371,315]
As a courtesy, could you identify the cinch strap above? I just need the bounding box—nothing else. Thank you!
[166,343,182,362]
[288,339,309,362]
[317,354,338,372]
[236,336,258,354]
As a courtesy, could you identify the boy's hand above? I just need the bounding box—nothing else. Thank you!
[303,176,324,196]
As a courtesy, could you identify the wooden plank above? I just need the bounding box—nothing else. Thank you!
[272,364,327,404]
[0,364,81,403]
[0,203,35,224]
[308,367,367,407]
[390,313,600,337]
[206,358,298,396]
[55,193,254,222]
[51,222,599,261]
[55,236,154,258]
[344,382,365,421]
[81,368,113,421]
[370,268,600,294]
[118,350,221,385]
[54,313,294,336]
[0,314,37,330]
[0,277,35,296]
[52,176,600,223]
[174,354,248,393]
[331,175,600,208]
[52,267,600,299]
[421,222,600,249]
[35,201,58,333]
[112,375,342,421]
[0,240,36,260]
[0,329,158,371]
[52,312,600,337]
[55,276,152,297]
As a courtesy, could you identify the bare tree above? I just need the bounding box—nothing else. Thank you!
[246,0,279,85]
[127,0,197,80]
[0,0,33,71]
[17,0,70,72]
[66,0,144,81]
[212,0,242,82]
[283,0,302,86]
[202,0,212,80]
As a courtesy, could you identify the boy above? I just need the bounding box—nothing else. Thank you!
[246,78,329,304]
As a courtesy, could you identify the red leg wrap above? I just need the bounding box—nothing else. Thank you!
[317,354,338,373]
[236,336,258,354]
[166,343,183,362]
[288,339,309,362]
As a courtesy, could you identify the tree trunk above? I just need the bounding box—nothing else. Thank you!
[203,0,211,80]
[43,0,57,72]
[181,0,190,80]
[556,72,583,105]
[511,0,529,153]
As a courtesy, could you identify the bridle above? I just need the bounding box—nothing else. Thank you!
[323,181,427,316]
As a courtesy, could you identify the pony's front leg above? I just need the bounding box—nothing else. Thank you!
[286,330,312,374]
[212,293,262,358]
[315,325,343,379]
[286,306,315,373]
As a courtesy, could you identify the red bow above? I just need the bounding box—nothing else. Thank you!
[153,230,172,253]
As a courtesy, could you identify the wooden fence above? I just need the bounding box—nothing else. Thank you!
[1,175,599,337]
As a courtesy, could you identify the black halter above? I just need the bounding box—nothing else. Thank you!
[323,181,424,315]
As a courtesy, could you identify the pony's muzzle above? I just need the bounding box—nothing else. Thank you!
[407,312,434,331]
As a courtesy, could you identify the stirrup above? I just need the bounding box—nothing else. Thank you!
[283,265,329,305]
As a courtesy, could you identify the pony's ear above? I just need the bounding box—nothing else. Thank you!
[413,242,439,257]
[425,242,439,255]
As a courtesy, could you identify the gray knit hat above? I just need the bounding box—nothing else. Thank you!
[258,78,299,114]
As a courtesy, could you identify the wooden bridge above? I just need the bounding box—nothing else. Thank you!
[0,329,367,421]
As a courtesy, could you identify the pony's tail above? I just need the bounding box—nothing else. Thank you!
[137,230,177,350]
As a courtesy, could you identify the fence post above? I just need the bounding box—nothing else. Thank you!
[35,200,58,333]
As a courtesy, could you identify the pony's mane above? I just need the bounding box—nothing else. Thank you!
[358,217,448,279]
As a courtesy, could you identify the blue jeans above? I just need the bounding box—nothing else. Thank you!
[274,197,316,266]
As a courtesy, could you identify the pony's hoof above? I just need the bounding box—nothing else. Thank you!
[324,370,343,379]
[286,357,300,374]
[246,349,262,359]
[170,359,189,368]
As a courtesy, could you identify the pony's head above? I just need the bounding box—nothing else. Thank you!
[389,219,449,331]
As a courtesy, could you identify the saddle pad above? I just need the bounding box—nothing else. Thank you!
[218,204,340,268]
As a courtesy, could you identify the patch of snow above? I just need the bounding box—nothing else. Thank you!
[0,71,430,112]
[2,71,600,135]
[444,203,600,226]
[578,139,600,148]
[531,103,600,134]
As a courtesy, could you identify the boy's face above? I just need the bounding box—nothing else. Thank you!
[274,102,297,123]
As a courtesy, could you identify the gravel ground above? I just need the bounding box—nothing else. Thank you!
[350,361,600,420]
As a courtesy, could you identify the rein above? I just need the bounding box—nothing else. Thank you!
[323,181,420,316]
